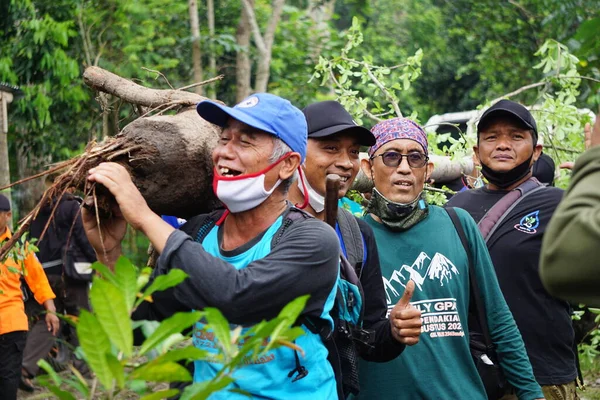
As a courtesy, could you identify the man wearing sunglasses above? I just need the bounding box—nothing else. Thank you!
[356,118,543,400]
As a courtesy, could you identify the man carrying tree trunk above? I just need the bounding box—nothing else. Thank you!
[356,118,543,400]
[446,100,579,400]
[0,193,59,400]
[287,100,421,396]
[82,93,342,399]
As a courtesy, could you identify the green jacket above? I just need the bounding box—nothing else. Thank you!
[541,146,600,306]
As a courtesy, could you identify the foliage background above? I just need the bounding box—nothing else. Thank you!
[2,0,600,396]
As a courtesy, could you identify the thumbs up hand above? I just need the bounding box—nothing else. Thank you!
[389,280,422,346]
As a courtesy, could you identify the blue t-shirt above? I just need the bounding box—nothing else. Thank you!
[193,216,338,399]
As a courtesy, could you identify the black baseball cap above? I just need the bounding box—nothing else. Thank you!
[478,99,538,141]
[303,101,376,146]
[0,194,11,211]
[532,152,555,186]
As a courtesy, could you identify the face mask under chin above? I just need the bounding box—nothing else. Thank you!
[480,153,534,189]
[297,173,325,213]
[366,188,429,231]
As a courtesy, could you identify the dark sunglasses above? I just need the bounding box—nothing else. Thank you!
[371,151,429,168]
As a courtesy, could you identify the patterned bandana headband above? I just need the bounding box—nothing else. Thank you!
[368,118,429,157]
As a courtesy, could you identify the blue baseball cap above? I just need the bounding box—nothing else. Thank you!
[197,93,307,162]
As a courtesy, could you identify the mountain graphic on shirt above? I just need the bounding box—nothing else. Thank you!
[383,251,459,303]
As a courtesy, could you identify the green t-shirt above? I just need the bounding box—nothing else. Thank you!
[357,206,543,400]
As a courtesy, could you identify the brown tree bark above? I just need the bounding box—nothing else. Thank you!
[83,67,205,108]
[0,92,11,192]
[189,0,204,96]
[241,0,286,93]
[207,0,217,99]
[236,0,252,102]
[67,67,223,218]
[117,108,221,218]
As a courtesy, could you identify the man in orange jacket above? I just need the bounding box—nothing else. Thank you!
[0,193,59,399]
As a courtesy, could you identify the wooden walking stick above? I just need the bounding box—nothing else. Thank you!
[324,174,341,229]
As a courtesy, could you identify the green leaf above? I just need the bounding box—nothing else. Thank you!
[90,279,133,356]
[141,389,181,400]
[127,379,148,394]
[131,361,192,383]
[106,353,125,389]
[46,385,77,400]
[77,310,114,389]
[204,308,232,355]
[62,376,90,398]
[91,261,118,286]
[276,295,309,322]
[139,311,202,355]
[37,359,62,386]
[137,267,153,291]
[141,269,188,300]
[114,256,138,311]
[180,376,236,400]
[150,347,210,363]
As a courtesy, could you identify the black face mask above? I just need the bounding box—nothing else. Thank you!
[366,189,429,231]
[480,153,533,189]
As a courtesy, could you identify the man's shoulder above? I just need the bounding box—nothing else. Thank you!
[517,185,563,213]
[355,216,374,236]
[446,187,485,207]
[535,185,563,201]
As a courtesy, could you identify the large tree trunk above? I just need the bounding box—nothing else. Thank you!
[189,0,204,96]
[236,0,252,102]
[118,108,221,218]
[82,67,222,218]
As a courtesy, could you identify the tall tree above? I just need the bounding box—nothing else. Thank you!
[206,0,217,99]
[189,0,204,95]
[241,0,286,93]
[236,0,253,101]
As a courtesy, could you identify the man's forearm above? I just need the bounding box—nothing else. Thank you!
[43,299,56,313]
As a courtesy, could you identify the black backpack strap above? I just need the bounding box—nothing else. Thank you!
[271,206,311,247]
[478,177,544,242]
[445,207,494,352]
[185,209,227,243]
[337,208,365,277]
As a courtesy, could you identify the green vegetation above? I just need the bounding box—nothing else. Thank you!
[36,257,308,399]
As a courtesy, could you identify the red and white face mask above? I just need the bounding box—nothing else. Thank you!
[212,154,289,213]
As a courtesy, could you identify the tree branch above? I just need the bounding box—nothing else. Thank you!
[263,0,285,51]
[177,75,225,92]
[83,66,205,108]
[76,10,93,66]
[490,81,548,104]
[241,0,267,55]
[365,67,403,118]
[141,67,174,90]
[363,109,383,122]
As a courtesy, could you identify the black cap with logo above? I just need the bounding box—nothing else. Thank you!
[303,101,376,146]
[478,99,538,142]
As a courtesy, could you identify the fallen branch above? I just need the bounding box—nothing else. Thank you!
[83,66,206,108]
